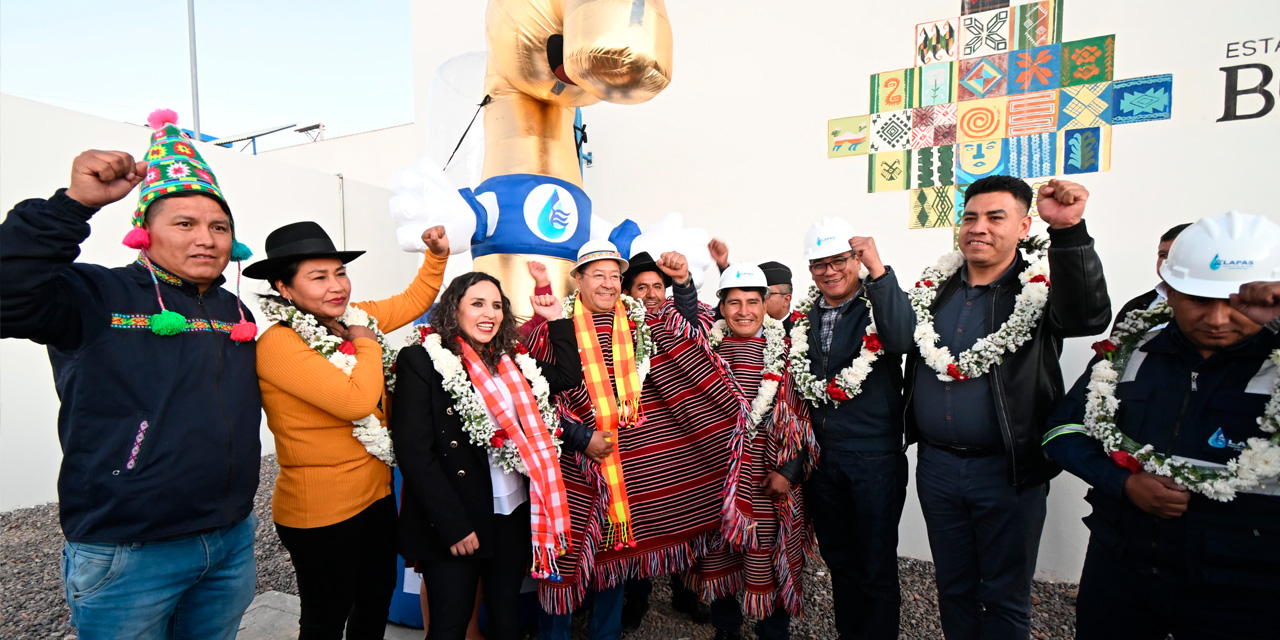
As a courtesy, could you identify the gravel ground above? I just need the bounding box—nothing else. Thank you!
[2,456,1079,639]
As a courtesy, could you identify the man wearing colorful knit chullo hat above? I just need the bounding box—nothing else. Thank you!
[0,110,262,640]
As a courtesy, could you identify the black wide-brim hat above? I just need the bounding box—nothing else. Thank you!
[622,251,673,289]
[242,221,365,280]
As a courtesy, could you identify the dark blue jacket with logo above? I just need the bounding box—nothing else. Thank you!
[1044,323,1280,588]
[0,191,261,543]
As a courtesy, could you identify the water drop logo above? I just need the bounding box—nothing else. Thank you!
[523,184,579,243]
[1209,253,1254,271]
[1208,428,1228,448]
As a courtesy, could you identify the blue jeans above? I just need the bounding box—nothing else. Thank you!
[804,447,907,640]
[61,515,257,640]
[539,582,624,640]
[916,444,1047,640]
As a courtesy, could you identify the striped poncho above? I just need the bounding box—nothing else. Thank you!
[527,298,748,614]
[694,334,817,619]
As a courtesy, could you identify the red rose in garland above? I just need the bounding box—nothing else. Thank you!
[862,333,883,353]
[825,378,852,402]
[1109,450,1141,474]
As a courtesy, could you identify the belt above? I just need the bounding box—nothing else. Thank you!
[925,441,1004,458]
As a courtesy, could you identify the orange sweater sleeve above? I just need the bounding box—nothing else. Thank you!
[256,326,386,421]
[354,251,447,333]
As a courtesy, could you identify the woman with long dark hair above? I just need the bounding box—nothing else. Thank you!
[244,221,450,640]
[392,272,581,640]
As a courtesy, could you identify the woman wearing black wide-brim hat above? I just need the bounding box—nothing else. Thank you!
[246,220,450,640]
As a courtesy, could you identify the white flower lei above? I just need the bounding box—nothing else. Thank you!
[261,298,397,466]
[421,331,562,475]
[561,292,653,384]
[909,239,1051,382]
[710,315,787,438]
[785,286,882,406]
[1084,302,1280,501]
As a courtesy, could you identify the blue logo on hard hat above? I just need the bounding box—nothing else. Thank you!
[1210,254,1254,271]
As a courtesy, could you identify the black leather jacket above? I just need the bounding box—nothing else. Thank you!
[904,221,1111,489]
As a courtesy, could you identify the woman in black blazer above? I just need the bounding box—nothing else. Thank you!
[392,272,581,640]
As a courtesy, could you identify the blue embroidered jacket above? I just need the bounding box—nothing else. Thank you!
[0,190,261,543]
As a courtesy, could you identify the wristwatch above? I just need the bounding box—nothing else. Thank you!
[1266,316,1280,335]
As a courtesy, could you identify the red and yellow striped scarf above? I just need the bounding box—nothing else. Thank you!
[573,296,643,549]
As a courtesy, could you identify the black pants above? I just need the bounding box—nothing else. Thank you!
[915,444,1047,640]
[1076,534,1277,639]
[711,597,790,640]
[805,447,908,640]
[624,573,698,606]
[274,494,398,640]
[419,501,531,640]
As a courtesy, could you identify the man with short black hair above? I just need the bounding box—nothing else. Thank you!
[905,176,1110,640]
[1109,222,1191,332]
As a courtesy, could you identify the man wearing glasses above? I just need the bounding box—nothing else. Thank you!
[796,218,916,640]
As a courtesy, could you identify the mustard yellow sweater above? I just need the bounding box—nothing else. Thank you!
[257,252,446,528]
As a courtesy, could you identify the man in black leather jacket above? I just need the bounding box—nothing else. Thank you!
[903,176,1110,640]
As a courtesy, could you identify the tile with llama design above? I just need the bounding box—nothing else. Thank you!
[829,115,871,158]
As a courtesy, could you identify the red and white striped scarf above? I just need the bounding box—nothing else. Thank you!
[457,339,572,579]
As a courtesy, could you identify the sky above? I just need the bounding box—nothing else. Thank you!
[0,0,413,152]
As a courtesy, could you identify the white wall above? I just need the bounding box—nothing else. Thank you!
[395,0,1280,582]
[0,95,412,511]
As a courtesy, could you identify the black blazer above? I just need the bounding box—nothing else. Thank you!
[391,319,582,562]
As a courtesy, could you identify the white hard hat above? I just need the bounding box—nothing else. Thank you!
[804,217,855,261]
[572,239,629,275]
[1159,211,1280,299]
[717,262,769,294]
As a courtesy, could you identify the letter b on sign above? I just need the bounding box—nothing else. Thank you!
[1219,63,1275,122]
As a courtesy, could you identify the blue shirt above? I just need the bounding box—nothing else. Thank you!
[911,260,1020,448]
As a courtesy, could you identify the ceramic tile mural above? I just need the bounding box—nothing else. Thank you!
[825,2,1171,230]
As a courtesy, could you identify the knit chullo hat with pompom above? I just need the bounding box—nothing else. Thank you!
[125,108,256,342]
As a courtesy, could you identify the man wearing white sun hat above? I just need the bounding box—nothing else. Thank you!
[528,239,746,640]
[1044,210,1280,640]
[791,217,915,640]
[690,263,816,640]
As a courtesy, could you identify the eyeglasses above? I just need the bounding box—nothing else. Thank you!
[583,272,622,284]
[808,256,851,274]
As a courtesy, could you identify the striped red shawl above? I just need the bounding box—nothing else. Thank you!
[527,299,747,614]
[693,335,817,619]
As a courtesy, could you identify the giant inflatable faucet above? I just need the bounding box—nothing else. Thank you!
[390,0,711,316]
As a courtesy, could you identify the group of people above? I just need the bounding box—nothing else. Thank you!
[2,117,1278,640]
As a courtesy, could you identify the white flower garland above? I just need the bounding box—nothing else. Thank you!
[261,299,397,466]
[1084,302,1280,501]
[785,286,882,406]
[709,315,787,438]
[421,331,562,475]
[561,292,653,384]
[909,240,1051,382]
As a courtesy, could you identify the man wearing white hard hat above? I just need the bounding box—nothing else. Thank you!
[1044,211,1280,640]
[527,240,746,640]
[687,264,816,640]
[791,218,916,640]
[904,176,1110,640]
